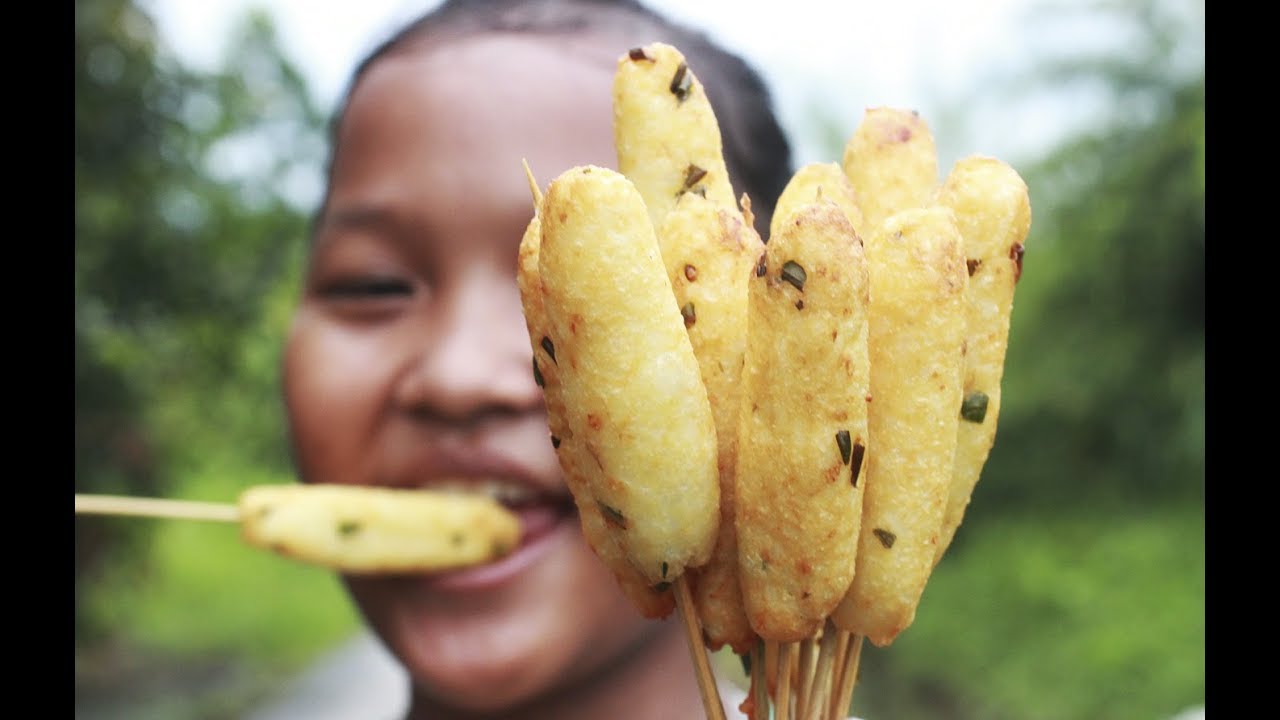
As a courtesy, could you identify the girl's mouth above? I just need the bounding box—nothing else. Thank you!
[420,487,578,592]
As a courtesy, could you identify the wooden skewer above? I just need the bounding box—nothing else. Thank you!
[795,635,819,720]
[674,576,727,720]
[804,622,839,720]
[830,630,851,693]
[774,641,794,720]
[764,637,779,698]
[750,642,769,720]
[789,641,803,719]
[830,634,864,720]
[522,157,544,206]
[75,494,240,523]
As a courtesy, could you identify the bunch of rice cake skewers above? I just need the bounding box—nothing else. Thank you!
[519,42,1032,720]
[72,38,1033,720]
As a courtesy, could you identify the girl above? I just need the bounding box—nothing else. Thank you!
[281,1,793,717]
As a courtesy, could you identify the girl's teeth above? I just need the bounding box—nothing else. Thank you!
[429,480,537,505]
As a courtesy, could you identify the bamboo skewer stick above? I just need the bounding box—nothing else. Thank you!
[761,640,775,714]
[774,641,794,720]
[795,635,819,720]
[789,641,802,718]
[674,577,727,720]
[793,632,814,717]
[750,642,769,720]
[830,630,850,692]
[804,622,840,720]
[75,494,240,523]
[830,634,865,720]
[764,638,780,698]
[827,632,848,720]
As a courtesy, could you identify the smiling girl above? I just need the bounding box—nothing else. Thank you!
[281,1,792,717]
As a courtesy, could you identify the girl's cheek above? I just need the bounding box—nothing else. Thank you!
[284,312,393,475]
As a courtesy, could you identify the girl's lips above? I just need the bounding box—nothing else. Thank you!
[422,499,577,592]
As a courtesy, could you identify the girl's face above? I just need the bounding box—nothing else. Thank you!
[283,33,663,713]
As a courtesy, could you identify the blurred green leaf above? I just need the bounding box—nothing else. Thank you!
[75,0,322,647]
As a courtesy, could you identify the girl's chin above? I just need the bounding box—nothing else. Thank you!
[386,513,594,714]
[347,502,642,709]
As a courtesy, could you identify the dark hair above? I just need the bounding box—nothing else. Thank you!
[323,0,794,236]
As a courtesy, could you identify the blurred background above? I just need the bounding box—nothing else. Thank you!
[74,0,1204,718]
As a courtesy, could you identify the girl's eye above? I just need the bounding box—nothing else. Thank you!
[319,277,414,299]
[314,276,417,322]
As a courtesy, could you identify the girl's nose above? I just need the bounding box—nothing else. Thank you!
[392,271,541,421]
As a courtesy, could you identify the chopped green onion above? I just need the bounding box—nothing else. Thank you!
[836,430,852,465]
[961,391,990,423]
[781,261,806,291]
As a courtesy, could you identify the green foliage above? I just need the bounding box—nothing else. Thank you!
[852,503,1205,720]
[800,2,1204,718]
[962,0,1205,516]
[851,2,1205,718]
[75,0,322,645]
[76,0,177,643]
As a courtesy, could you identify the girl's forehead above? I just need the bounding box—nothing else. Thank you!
[339,33,619,143]
[378,30,628,85]
[352,33,619,132]
[347,32,620,135]
[327,31,622,220]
